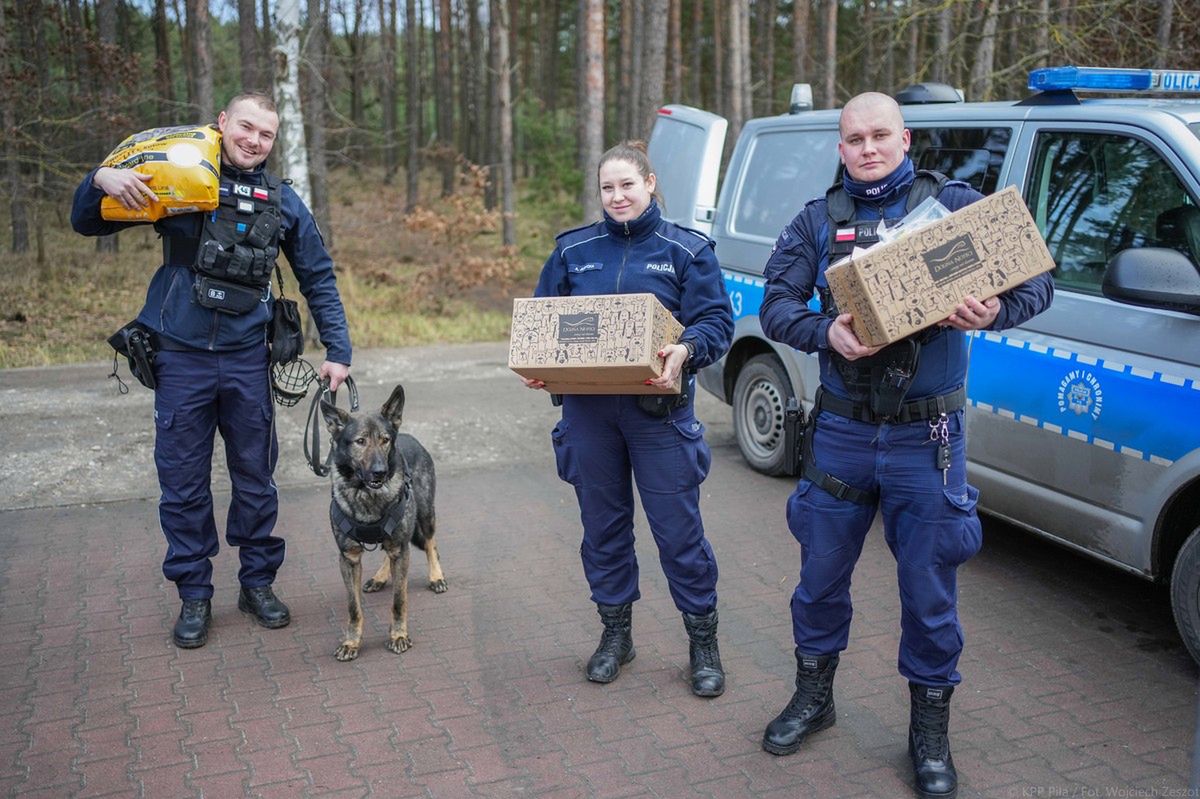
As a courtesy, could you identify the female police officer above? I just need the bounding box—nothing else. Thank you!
[523,141,733,696]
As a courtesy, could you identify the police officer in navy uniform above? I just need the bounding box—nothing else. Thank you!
[71,93,352,649]
[524,141,734,697]
[757,93,1052,797]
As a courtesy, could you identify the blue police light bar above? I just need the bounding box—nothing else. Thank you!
[1029,66,1200,93]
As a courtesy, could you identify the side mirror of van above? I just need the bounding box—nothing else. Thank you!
[1102,247,1200,315]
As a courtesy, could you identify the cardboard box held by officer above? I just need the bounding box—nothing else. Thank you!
[825,185,1056,347]
[508,293,684,394]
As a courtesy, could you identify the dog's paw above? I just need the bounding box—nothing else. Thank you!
[387,635,412,654]
[334,641,361,661]
[362,578,386,593]
[429,579,448,594]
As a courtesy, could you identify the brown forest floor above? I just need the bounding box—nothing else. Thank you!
[0,166,570,368]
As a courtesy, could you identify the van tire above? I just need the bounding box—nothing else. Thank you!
[1170,526,1200,666]
[732,354,795,476]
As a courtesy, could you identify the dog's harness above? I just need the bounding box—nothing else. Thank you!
[330,470,413,549]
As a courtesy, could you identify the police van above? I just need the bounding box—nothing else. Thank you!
[648,67,1200,664]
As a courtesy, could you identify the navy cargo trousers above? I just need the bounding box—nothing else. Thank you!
[551,391,718,615]
[788,408,983,686]
[152,344,282,600]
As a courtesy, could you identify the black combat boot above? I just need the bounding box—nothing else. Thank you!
[173,599,212,649]
[761,651,838,755]
[586,603,635,683]
[681,609,725,697]
[238,585,291,629]
[908,683,958,799]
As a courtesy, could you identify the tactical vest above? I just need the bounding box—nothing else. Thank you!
[194,173,283,289]
[820,170,949,411]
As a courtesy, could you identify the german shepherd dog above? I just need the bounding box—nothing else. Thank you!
[322,384,447,661]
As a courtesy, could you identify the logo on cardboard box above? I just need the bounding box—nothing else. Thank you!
[923,235,981,285]
[557,313,600,343]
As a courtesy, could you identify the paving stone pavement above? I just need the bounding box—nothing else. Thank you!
[0,343,1196,798]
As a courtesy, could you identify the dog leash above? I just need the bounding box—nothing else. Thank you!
[304,375,359,477]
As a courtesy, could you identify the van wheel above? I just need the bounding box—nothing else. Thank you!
[1171,526,1200,666]
[732,354,795,476]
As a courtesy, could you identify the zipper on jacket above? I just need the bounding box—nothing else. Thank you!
[615,223,631,293]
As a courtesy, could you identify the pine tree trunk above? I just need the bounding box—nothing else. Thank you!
[238,0,261,90]
[380,0,399,182]
[618,1,634,140]
[967,0,999,101]
[726,0,744,140]
[95,0,119,254]
[0,0,28,255]
[579,0,604,223]
[667,0,682,103]
[1155,0,1174,67]
[186,0,214,121]
[640,0,668,140]
[436,0,456,195]
[260,0,275,97]
[821,0,836,108]
[493,0,516,245]
[688,0,702,106]
[153,0,175,124]
[406,0,422,210]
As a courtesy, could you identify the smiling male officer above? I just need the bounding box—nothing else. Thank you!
[71,93,352,649]
[757,92,1053,798]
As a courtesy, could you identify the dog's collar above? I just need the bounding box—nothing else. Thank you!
[330,477,411,546]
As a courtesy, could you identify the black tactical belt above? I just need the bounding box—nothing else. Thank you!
[799,386,967,506]
[815,385,966,425]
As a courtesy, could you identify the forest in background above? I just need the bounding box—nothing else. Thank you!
[1,0,1192,257]
[0,0,1190,366]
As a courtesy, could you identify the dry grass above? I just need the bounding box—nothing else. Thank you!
[0,166,572,368]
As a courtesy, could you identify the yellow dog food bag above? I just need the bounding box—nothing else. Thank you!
[99,125,222,222]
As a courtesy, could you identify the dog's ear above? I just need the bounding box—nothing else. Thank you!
[382,384,406,427]
[321,399,352,436]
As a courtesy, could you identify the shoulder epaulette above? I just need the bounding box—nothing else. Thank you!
[554,220,603,243]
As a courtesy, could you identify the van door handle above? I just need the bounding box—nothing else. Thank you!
[695,206,715,223]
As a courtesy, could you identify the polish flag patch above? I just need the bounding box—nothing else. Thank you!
[252,187,270,201]
[835,228,856,242]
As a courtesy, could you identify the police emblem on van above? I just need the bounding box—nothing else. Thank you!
[923,235,981,285]
[1057,369,1103,421]
[557,313,600,343]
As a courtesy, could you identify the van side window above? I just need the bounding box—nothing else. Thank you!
[1026,131,1197,295]
[908,127,1010,195]
[731,129,839,240]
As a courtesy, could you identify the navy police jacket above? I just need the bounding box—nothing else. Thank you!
[760,163,1053,401]
[71,162,352,365]
[535,200,733,372]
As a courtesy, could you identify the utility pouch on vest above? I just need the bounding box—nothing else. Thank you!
[783,397,806,475]
[868,339,921,419]
[107,320,158,390]
[270,297,304,365]
[636,376,694,418]
[194,275,263,315]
